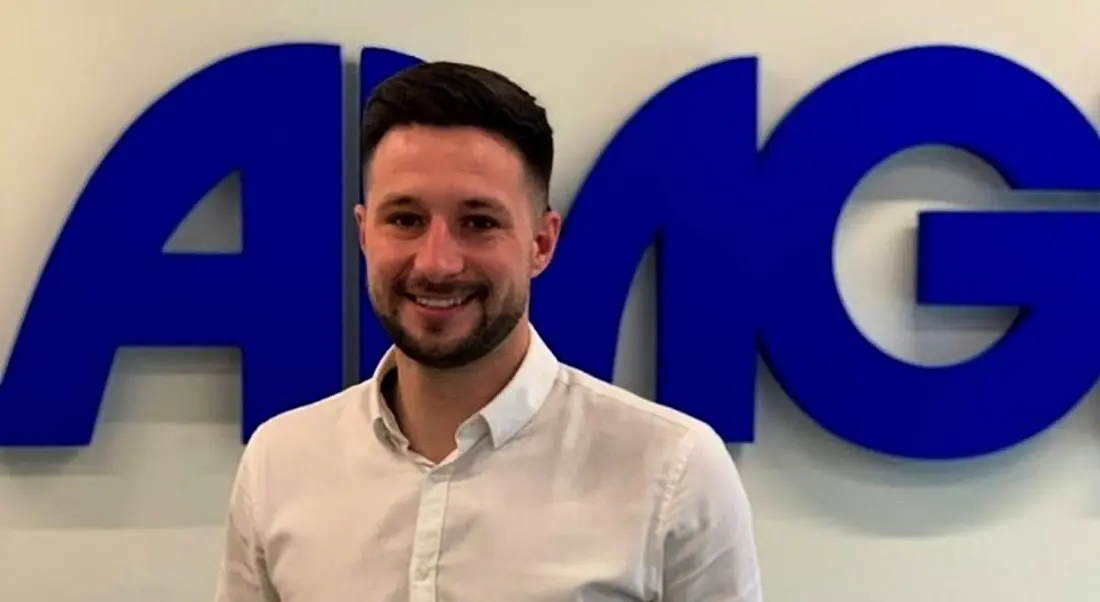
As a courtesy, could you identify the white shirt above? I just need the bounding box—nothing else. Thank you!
[214,325,763,602]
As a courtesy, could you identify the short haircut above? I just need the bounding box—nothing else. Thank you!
[360,61,554,208]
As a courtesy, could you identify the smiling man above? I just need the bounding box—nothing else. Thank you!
[214,61,763,602]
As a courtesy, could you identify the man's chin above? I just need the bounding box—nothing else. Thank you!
[401,316,474,341]
[397,338,482,370]
[409,333,468,353]
[395,323,476,354]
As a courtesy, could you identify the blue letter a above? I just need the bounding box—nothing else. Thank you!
[0,44,345,445]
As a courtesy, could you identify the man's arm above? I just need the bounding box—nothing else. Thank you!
[214,443,279,602]
[659,425,763,602]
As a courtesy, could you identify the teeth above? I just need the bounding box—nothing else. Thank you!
[415,296,467,308]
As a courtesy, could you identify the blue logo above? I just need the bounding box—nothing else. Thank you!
[2,43,1099,460]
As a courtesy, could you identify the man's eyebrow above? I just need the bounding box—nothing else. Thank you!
[460,197,507,212]
[375,195,419,210]
[371,195,511,215]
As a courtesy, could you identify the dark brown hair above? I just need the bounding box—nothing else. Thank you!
[360,61,554,207]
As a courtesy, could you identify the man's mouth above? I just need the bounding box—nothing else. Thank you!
[406,292,477,309]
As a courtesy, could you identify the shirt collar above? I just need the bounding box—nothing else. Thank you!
[365,323,559,451]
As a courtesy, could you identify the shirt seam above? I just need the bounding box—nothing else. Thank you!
[651,429,698,594]
[247,431,270,557]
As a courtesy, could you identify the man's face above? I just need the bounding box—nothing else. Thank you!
[356,125,560,370]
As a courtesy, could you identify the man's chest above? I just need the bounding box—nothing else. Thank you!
[261,462,660,602]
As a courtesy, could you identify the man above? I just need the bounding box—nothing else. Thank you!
[214,60,763,602]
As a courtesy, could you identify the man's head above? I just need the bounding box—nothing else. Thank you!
[355,61,561,370]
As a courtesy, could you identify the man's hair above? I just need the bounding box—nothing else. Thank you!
[360,61,554,208]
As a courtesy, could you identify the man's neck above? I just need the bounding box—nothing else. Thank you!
[390,322,531,463]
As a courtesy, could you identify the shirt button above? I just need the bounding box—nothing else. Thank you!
[415,564,431,580]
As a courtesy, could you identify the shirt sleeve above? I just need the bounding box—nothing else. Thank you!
[658,425,763,602]
[214,440,280,602]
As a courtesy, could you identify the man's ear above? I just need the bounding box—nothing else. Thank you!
[353,203,368,251]
[531,208,562,278]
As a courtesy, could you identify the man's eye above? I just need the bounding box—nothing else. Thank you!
[388,213,423,228]
[464,216,499,230]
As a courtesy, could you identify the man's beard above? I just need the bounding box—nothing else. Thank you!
[370,280,526,370]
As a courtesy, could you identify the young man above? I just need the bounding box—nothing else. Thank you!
[214,60,763,602]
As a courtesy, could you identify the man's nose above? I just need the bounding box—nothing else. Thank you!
[412,220,464,279]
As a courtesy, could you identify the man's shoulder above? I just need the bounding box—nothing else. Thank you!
[243,380,371,453]
[552,362,723,452]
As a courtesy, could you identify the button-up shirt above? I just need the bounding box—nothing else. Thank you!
[214,325,762,601]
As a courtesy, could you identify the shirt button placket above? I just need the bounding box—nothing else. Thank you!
[408,465,453,602]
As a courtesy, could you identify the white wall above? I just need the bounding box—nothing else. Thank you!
[2,1,1099,600]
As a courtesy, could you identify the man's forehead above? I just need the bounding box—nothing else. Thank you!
[371,125,526,173]
[363,125,541,215]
